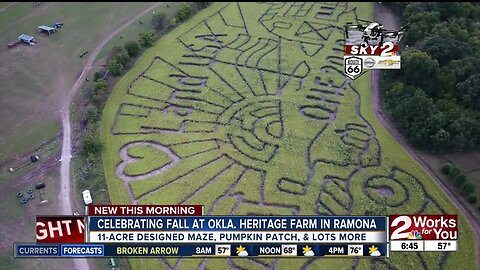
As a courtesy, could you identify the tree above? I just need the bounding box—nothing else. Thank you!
[447,57,480,84]
[436,99,461,121]
[423,30,473,65]
[108,58,124,76]
[124,40,140,57]
[404,11,441,43]
[404,3,437,19]
[85,106,100,125]
[111,46,129,66]
[468,195,478,204]
[430,128,451,151]
[456,73,480,110]
[176,3,193,22]
[401,50,440,95]
[82,135,104,156]
[441,163,453,175]
[170,17,177,28]
[448,166,461,178]
[94,78,107,91]
[448,18,470,42]
[93,71,103,82]
[438,66,456,94]
[389,87,441,149]
[380,3,480,154]
[83,87,97,104]
[152,13,168,32]
[461,181,475,195]
[138,31,156,48]
[434,2,469,20]
[445,114,480,151]
[454,174,466,187]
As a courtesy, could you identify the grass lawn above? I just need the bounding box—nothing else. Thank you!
[94,2,182,62]
[101,2,477,269]
[0,2,158,163]
[0,3,178,270]
[0,167,75,270]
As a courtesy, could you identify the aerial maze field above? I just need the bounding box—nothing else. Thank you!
[101,2,475,270]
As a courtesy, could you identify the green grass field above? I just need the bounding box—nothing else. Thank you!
[101,2,477,269]
[94,2,181,63]
[0,2,160,163]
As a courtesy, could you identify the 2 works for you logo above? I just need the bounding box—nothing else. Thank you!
[389,215,457,241]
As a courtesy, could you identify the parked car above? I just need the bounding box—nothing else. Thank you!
[82,189,92,205]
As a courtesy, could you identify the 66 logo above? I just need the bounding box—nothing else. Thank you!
[390,215,457,241]
[344,56,363,80]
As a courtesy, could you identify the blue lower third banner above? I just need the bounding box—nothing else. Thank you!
[14,243,388,257]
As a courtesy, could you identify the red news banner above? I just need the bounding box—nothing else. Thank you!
[36,205,203,243]
[390,215,457,241]
[36,216,85,243]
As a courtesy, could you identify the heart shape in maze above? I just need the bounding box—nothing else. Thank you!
[116,142,180,181]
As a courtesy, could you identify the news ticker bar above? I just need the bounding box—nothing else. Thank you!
[14,243,388,257]
[86,216,387,244]
[390,240,457,252]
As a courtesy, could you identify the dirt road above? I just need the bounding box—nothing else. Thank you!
[59,3,165,270]
[373,3,480,266]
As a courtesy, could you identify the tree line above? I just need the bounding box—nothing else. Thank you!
[441,163,477,205]
[382,3,480,153]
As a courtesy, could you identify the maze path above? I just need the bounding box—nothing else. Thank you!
[106,3,452,270]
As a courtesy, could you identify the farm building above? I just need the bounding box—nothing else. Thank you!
[38,25,56,35]
[18,34,36,45]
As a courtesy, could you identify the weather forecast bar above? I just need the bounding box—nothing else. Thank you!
[13,243,388,257]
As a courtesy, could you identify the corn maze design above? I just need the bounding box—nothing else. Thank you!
[108,3,452,269]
